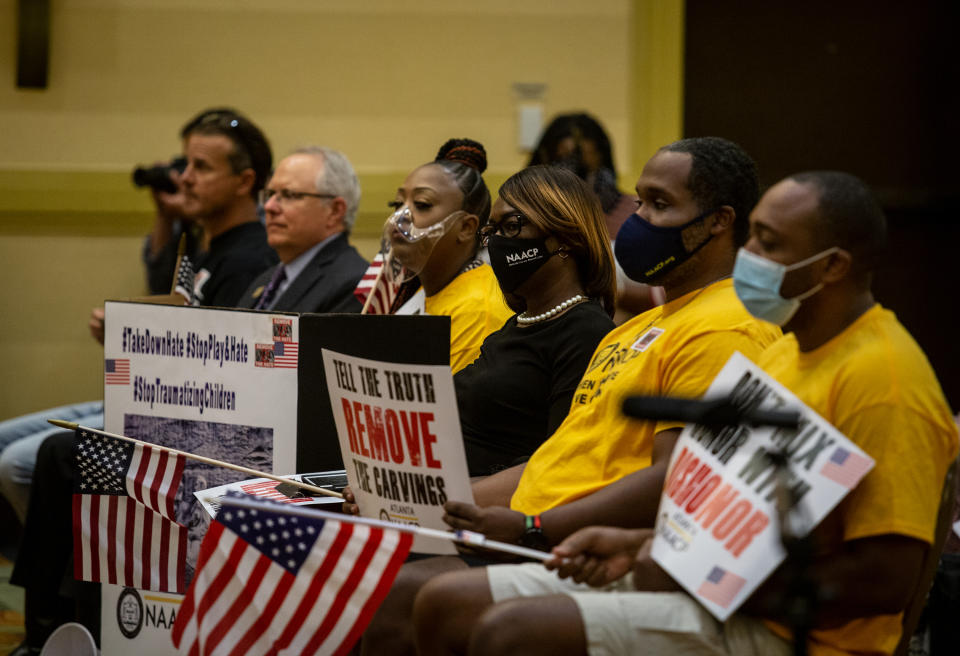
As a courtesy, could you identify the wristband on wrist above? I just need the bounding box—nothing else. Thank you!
[520,514,548,551]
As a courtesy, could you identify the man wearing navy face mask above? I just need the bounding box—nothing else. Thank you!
[416,138,782,655]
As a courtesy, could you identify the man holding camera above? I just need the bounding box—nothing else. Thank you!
[139,107,277,307]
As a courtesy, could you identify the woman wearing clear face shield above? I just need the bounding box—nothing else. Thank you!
[380,138,512,374]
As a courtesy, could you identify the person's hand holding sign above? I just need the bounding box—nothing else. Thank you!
[545,526,649,587]
[341,486,360,516]
[442,501,525,544]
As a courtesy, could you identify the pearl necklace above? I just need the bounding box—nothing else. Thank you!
[517,294,586,325]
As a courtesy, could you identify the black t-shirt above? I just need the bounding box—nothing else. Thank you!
[193,221,277,308]
[455,300,615,476]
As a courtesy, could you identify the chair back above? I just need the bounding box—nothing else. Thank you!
[40,621,98,656]
[894,457,958,656]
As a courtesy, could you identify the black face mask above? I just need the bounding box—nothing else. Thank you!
[486,234,559,293]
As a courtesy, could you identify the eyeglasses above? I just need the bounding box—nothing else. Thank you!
[260,188,337,205]
[478,214,527,245]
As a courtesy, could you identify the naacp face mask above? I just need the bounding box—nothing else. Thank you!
[733,247,840,326]
[383,207,465,277]
[486,234,559,293]
[614,210,715,283]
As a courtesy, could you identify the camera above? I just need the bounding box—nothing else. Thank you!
[131,156,187,194]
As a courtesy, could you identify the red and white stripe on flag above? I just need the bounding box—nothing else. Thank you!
[72,429,188,593]
[354,253,400,315]
[172,498,413,655]
[240,479,317,505]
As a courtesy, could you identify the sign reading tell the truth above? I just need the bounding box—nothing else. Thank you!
[323,348,474,554]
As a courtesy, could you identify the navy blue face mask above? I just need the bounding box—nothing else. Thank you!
[614,210,715,284]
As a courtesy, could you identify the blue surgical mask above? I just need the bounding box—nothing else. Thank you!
[733,247,839,326]
[614,210,715,283]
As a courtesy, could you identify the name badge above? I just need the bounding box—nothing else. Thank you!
[631,327,664,352]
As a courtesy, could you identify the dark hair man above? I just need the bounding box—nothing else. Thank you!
[418,171,958,656]
[144,107,277,308]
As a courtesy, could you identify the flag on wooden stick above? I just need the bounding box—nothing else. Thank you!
[72,427,188,593]
[171,232,197,305]
[354,252,397,314]
[172,493,413,656]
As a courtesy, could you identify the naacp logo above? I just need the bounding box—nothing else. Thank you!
[506,248,541,265]
[117,587,144,639]
[657,511,694,552]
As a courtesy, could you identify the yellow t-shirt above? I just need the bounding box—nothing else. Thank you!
[424,265,512,374]
[511,278,781,514]
[759,305,958,656]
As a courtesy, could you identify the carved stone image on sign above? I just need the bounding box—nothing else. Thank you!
[123,413,273,582]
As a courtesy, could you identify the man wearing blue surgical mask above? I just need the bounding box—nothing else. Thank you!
[726,172,958,655]
[733,175,854,332]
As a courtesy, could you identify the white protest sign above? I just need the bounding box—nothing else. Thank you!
[651,352,874,621]
[101,302,300,655]
[322,348,474,553]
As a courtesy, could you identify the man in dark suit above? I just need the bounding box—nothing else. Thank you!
[236,146,368,313]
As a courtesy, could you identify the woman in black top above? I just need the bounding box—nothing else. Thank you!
[456,165,617,475]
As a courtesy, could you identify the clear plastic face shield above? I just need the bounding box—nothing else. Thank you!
[381,206,466,279]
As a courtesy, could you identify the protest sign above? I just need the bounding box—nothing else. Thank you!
[194,471,346,517]
[100,302,299,655]
[295,314,450,472]
[651,352,874,621]
[322,348,474,553]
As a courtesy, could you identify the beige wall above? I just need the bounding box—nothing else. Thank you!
[0,0,682,420]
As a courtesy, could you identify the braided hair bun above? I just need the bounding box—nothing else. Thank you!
[435,138,488,174]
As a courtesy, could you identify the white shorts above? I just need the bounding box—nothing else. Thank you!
[487,563,790,656]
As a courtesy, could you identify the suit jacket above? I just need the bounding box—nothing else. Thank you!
[236,232,368,313]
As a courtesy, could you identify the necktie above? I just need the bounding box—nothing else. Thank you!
[255,266,287,310]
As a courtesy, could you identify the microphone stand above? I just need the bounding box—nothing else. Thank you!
[766,450,816,656]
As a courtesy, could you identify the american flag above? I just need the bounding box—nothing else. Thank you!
[696,566,746,609]
[354,253,398,315]
[240,479,317,505]
[105,358,130,385]
[172,495,413,656]
[173,252,197,305]
[820,446,873,489]
[72,428,188,593]
[273,341,298,368]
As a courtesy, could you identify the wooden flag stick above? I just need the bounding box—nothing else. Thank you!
[220,494,551,561]
[48,419,343,499]
[360,254,388,315]
[169,232,188,295]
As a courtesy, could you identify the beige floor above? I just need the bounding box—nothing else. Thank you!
[0,555,25,656]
